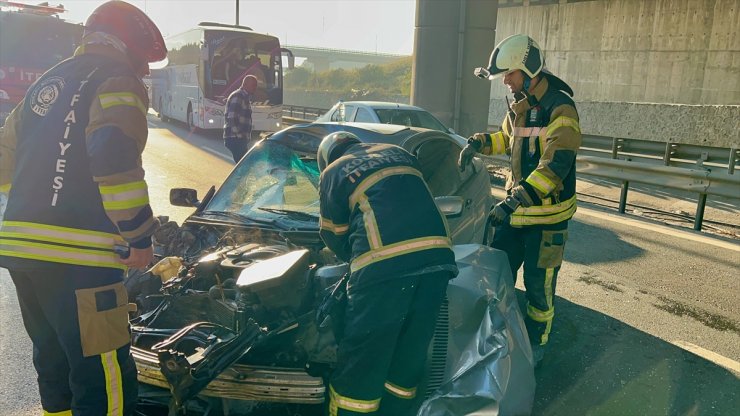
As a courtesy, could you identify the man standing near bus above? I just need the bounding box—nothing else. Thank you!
[223,74,258,162]
[0,1,165,414]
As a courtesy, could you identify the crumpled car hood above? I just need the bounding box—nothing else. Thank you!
[419,244,535,415]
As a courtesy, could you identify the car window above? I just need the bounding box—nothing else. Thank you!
[354,107,375,122]
[329,109,341,122]
[413,138,463,197]
[374,109,447,131]
[343,105,357,121]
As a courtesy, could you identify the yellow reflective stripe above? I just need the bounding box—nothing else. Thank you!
[491,131,507,154]
[43,410,73,416]
[384,381,417,399]
[542,267,555,345]
[319,217,349,235]
[0,183,10,192]
[99,181,147,195]
[510,202,577,226]
[513,195,577,216]
[1,221,122,248]
[351,236,452,273]
[546,116,580,137]
[0,239,126,270]
[99,181,149,210]
[102,196,149,211]
[512,126,546,137]
[359,195,382,249]
[101,351,124,416]
[349,166,423,209]
[526,171,557,195]
[527,303,554,323]
[329,385,380,413]
[98,92,146,115]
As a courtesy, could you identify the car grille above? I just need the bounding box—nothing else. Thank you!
[131,346,325,404]
[425,296,449,399]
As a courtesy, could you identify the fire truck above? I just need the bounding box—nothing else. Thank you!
[0,1,83,125]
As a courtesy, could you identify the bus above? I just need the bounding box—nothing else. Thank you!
[0,1,83,125]
[151,22,293,133]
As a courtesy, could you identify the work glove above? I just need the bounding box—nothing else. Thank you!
[458,135,483,171]
[489,195,520,227]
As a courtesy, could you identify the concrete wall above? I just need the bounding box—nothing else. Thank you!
[489,99,740,148]
[491,0,740,105]
[487,0,740,147]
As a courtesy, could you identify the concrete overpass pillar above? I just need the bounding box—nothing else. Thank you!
[411,0,497,136]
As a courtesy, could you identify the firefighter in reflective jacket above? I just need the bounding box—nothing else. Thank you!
[318,132,458,415]
[459,34,582,366]
[0,2,166,414]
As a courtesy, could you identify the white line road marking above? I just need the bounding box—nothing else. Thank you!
[202,147,233,162]
[672,340,740,374]
[577,208,740,252]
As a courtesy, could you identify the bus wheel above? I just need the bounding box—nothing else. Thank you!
[158,98,168,122]
[187,105,197,133]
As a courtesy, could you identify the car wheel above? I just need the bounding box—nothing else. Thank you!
[187,105,197,132]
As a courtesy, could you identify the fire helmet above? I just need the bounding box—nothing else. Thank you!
[474,34,544,80]
[84,1,167,65]
[317,131,361,172]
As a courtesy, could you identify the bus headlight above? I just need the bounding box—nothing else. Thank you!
[208,119,214,124]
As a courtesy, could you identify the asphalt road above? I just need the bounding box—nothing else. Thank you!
[1,116,738,415]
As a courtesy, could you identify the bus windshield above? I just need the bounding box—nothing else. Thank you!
[205,31,281,104]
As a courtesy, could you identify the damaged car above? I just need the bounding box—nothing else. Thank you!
[127,122,536,415]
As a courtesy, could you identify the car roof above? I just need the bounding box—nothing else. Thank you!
[266,122,453,154]
[337,101,425,111]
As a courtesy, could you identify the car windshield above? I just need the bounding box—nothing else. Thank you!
[374,109,448,131]
[205,141,320,224]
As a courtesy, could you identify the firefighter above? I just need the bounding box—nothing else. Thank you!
[459,34,582,366]
[318,132,458,415]
[0,1,166,414]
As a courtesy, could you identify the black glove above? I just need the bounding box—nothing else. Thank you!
[489,195,520,226]
[458,136,482,171]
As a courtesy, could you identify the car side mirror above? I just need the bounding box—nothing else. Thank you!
[435,196,464,219]
[170,188,199,207]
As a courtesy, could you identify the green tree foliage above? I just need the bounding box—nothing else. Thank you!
[285,57,412,100]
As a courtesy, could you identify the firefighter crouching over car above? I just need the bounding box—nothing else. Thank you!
[0,1,166,414]
[459,34,582,366]
[318,132,458,415]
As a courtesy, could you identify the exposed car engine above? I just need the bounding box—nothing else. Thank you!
[127,219,347,410]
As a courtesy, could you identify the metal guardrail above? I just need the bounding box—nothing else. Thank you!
[283,106,739,231]
[282,105,326,121]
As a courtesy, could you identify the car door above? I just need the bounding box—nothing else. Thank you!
[401,132,492,245]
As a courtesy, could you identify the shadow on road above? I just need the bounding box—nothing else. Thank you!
[529,292,740,416]
[565,219,645,265]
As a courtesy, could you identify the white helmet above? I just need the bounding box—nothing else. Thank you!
[474,34,545,80]
[317,131,361,172]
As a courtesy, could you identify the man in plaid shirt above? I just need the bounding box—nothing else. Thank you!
[223,75,257,162]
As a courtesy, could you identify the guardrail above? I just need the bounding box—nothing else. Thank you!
[282,106,739,231]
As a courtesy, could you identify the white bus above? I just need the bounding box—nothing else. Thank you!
[151,22,293,133]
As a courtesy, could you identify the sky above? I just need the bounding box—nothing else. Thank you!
[46,0,416,54]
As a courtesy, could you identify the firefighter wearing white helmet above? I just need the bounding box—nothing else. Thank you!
[462,34,582,368]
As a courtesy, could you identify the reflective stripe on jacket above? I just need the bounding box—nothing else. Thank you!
[319,143,457,290]
[0,40,157,270]
[475,76,581,226]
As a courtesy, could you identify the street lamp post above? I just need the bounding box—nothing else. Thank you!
[236,0,239,25]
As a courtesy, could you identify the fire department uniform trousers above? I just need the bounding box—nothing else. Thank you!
[492,220,568,346]
[328,271,451,416]
[10,265,137,416]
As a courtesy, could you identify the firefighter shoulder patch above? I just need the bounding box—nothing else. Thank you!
[30,76,65,117]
